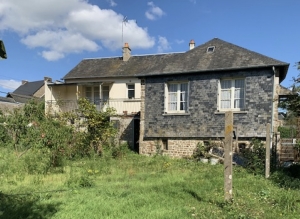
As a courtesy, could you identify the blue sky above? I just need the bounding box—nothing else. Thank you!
[0,0,299,96]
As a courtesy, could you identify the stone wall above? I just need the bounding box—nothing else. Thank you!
[143,68,274,139]
[139,68,277,157]
[112,116,135,149]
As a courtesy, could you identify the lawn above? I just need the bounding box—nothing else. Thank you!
[1,151,300,219]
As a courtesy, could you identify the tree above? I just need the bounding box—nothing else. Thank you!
[0,40,7,59]
[279,62,300,116]
[279,62,300,138]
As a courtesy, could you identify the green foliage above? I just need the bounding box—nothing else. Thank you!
[111,143,132,159]
[270,169,300,189]
[0,100,82,172]
[242,139,265,174]
[192,142,211,159]
[0,98,118,174]
[66,173,94,188]
[278,126,297,138]
[2,154,300,218]
[279,68,300,116]
[62,98,117,156]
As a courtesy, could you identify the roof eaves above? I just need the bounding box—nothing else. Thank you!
[64,75,138,80]
[136,64,289,78]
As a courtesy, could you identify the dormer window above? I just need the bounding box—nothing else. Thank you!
[207,46,215,53]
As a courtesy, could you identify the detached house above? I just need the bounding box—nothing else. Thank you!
[45,38,289,157]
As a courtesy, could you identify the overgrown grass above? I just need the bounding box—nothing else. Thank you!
[1,149,300,219]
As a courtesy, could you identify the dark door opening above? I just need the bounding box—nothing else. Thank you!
[133,118,140,153]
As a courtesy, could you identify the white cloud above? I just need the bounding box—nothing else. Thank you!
[157,36,171,53]
[107,0,117,7]
[0,0,155,61]
[21,30,99,61]
[175,39,185,44]
[145,2,165,20]
[0,79,21,91]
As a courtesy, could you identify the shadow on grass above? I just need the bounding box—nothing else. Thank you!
[0,192,60,219]
[184,189,203,202]
[270,164,300,190]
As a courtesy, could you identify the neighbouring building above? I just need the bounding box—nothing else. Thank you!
[7,79,45,103]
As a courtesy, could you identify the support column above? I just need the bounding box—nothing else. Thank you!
[265,123,271,178]
[224,111,233,201]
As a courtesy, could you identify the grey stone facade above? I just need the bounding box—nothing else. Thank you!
[143,68,275,139]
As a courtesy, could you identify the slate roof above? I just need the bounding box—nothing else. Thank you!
[0,96,15,103]
[63,38,289,82]
[6,93,42,103]
[11,80,44,96]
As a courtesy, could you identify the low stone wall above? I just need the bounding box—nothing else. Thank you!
[139,138,254,158]
[139,139,201,157]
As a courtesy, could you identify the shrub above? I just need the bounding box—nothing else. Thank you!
[192,142,211,159]
[242,138,265,175]
[62,98,118,156]
[111,143,132,159]
[278,126,297,138]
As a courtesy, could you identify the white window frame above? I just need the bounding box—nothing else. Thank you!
[164,81,189,113]
[218,78,245,111]
[127,84,135,99]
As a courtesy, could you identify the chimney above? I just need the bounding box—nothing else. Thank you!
[189,40,195,50]
[44,76,52,82]
[22,80,28,85]
[122,42,131,61]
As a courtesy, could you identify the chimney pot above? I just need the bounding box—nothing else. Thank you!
[189,39,195,50]
[22,80,28,85]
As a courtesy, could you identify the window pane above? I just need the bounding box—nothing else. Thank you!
[235,79,244,88]
[180,83,188,110]
[169,84,177,92]
[128,84,135,99]
[234,79,245,109]
[128,84,134,90]
[221,80,231,89]
[94,86,100,104]
[85,87,92,102]
[102,85,109,101]
[128,90,135,99]
[168,84,177,111]
[168,92,177,111]
[221,90,231,108]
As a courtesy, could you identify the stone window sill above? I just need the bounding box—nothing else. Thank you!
[214,111,248,115]
[163,112,190,116]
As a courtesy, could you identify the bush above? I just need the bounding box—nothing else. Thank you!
[1,98,119,174]
[111,143,132,159]
[242,139,265,175]
[278,126,297,138]
[271,169,300,189]
[192,142,211,160]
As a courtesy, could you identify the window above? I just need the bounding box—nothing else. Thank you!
[220,79,245,110]
[165,82,189,112]
[207,46,215,53]
[102,85,109,101]
[127,84,135,99]
[162,139,168,150]
[85,86,100,104]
